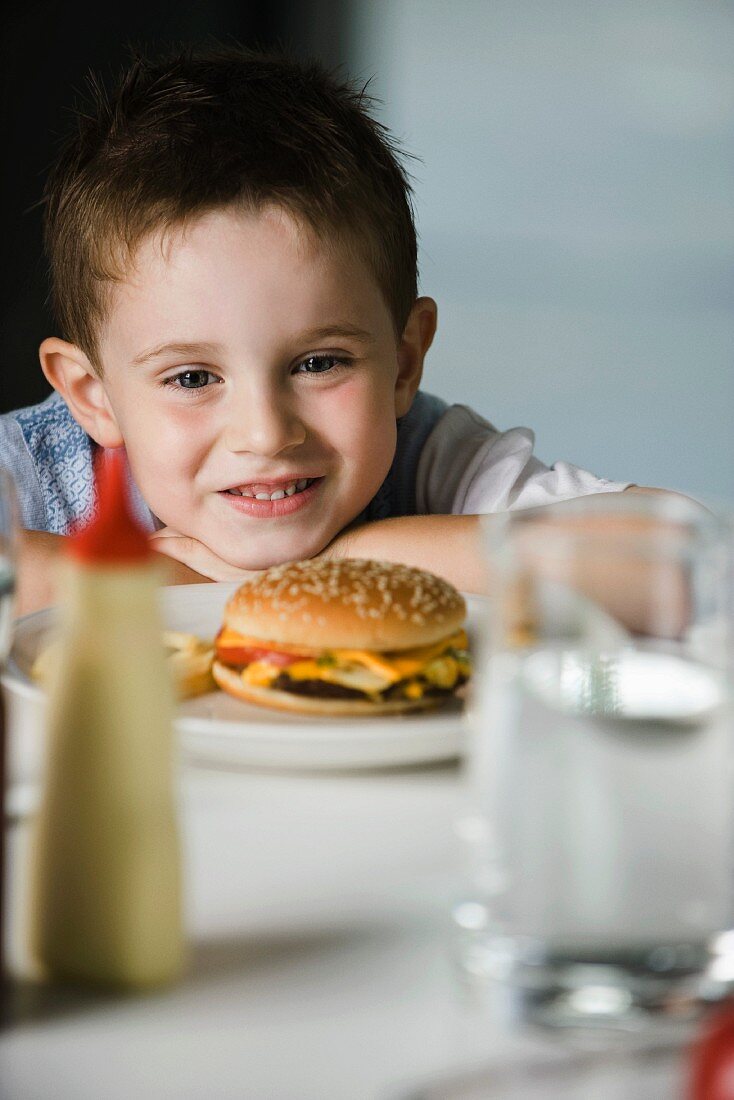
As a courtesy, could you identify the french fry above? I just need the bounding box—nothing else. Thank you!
[164,632,216,699]
[32,631,216,700]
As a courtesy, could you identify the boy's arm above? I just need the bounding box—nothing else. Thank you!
[322,513,489,593]
[322,487,676,589]
[16,529,211,617]
[322,488,690,636]
[15,530,64,617]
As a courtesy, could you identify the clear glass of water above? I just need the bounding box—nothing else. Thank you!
[0,468,18,660]
[455,492,734,1026]
[0,466,18,976]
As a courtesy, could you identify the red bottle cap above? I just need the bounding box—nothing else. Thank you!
[688,999,734,1100]
[68,448,152,564]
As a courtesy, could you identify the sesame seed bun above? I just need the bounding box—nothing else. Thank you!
[212,659,446,716]
[222,558,466,652]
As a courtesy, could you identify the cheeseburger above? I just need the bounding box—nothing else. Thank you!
[213,559,471,715]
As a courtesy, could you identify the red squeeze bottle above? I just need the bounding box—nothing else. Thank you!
[28,449,184,988]
[688,1000,734,1100]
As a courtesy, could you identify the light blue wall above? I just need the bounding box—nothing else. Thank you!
[349,1,734,502]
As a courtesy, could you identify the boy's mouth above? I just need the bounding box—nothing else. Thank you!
[224,477,317,501]
[219,476,324,518]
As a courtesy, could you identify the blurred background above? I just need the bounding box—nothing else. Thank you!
[2,0,732,501]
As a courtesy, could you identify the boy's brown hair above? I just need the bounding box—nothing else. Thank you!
[42,44,418,372]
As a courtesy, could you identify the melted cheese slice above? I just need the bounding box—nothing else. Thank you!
[242,661,282,687]
[286,660,392,694]
[227,629,469,695]
[339,631,468,683]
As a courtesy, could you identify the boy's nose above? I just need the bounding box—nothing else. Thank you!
[223,392,306,456]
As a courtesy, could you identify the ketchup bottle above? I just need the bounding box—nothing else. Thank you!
[28,449,184,988]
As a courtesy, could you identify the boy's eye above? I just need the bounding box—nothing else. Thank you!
[295,355,344,375]
[166,369,220,390]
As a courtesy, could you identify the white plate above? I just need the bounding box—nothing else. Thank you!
[3,583,486,773]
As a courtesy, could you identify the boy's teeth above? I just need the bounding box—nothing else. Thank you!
[229,478,313,501]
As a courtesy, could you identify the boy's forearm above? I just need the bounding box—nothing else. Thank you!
[15,530,65,617]
[16,529,211,617]
[323,514,490,594]
[322,492,689,636]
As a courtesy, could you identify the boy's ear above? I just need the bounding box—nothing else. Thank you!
[394,296,437,417]
[39,337,124,449]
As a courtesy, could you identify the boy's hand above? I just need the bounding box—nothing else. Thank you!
[150,528,262,584]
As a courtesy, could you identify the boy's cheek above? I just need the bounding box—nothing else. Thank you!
[318,383,396,453]
[122,413,202,476]
[124,442,200,522]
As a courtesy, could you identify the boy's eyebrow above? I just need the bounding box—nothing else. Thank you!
[131,326,375,366]
[297,324,375,345]
[131,340,223,366]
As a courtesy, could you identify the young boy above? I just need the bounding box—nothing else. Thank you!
[2,45,640,615]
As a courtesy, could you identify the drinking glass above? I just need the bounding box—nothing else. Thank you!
[0,467,18,976]
[455,492,734,1026]
[0,469,16,661]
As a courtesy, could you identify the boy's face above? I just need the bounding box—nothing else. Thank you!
[73,207,431,569]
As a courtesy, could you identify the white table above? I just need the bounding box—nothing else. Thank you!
[2,761,687,1099]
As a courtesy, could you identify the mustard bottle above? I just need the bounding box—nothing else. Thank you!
[29,449,184,988]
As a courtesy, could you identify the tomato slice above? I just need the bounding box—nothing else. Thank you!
[215,643,307,668]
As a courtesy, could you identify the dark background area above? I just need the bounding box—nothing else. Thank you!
[0,0,350,413]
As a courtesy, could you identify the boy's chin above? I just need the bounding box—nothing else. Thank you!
[220,535,332,572]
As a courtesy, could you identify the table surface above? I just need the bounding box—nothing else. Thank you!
[1,762,689,1100]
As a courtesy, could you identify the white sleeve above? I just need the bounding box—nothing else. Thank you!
[415,405,630,515]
